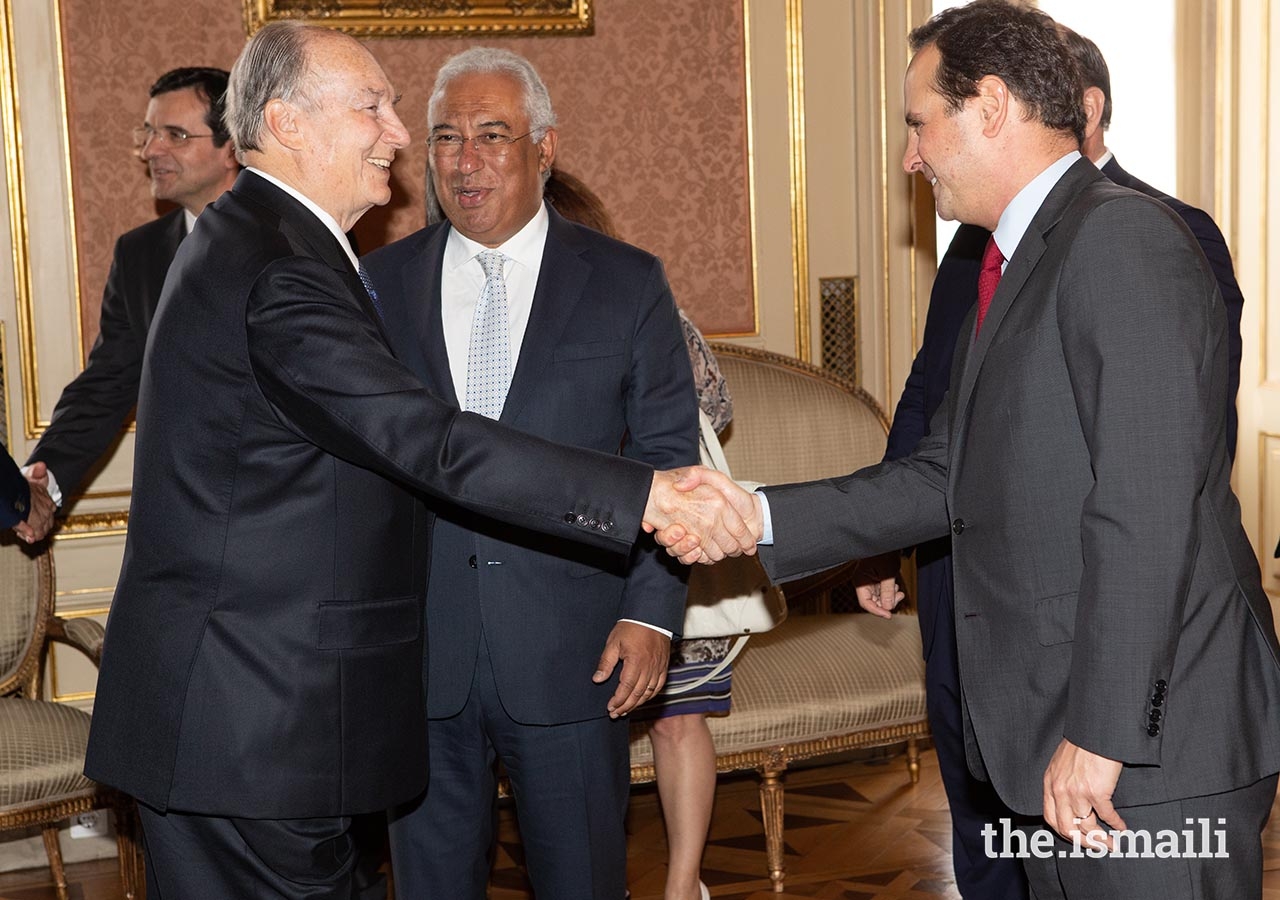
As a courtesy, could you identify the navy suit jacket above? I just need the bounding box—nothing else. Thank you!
[28,209,184,495]
[0,450,30,529]
[363,206,697,725]
[85,173,654,819]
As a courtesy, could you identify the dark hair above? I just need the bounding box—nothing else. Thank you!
[1058,26,1112,131]
[543,169,618,238]
[909,0,1085,144]
[149,67,232,147]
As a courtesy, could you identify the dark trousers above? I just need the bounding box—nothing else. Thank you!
[921,553,1031,900]
[388,632,630,899]
[138,802,359,900]
[1021,773,1277,900]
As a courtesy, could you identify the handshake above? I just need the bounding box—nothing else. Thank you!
[642,467,763,565]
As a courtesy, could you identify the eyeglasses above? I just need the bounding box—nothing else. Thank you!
[132,125,216,149]
[427,131,534,159]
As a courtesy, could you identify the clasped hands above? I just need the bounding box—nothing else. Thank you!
[14,461,55,545]
[643,467,761,564]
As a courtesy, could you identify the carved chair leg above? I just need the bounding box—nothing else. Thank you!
[41,823,70,900]
[758,761,788,893]
[114,801,144,900]
[906,736,921,784]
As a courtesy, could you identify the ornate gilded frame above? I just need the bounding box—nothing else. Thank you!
[242,0,593,37]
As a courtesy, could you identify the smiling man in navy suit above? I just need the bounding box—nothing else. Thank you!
[363,48,697,900]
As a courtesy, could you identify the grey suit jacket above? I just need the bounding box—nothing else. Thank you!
[363,207,697,725]
[760,158,1280,814]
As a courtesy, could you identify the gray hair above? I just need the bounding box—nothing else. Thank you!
[224,21,320,156]
[426,47,557,140]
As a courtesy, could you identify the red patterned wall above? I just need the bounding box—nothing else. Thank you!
[59,0,754,351]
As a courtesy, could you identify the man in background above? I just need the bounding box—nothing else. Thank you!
[364,48,695,900]
[868,23,1248,900]
[26,67,237,503]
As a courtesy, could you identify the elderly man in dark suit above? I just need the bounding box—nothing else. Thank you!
[666,2,1280,897]
[27,67,238,503]
[866,24,1250,900]
[363,48,696,900]
[83,22,750,900]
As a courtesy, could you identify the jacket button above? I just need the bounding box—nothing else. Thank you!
[951,519,965,536]
[563,512,576,524]
[1147,723,1160,737]
[1150,694,1163,707]
[600,521,613,533]
[1148,708,1162,722]
[468,555,477,569]
[576,514,589,527]
[1154,679,1167,692]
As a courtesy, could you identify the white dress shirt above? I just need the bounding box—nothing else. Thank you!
[440,203,548,402]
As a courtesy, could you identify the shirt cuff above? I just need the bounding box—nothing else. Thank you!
[21,464,62,508]
[619,618,673,639]
[756,490,774,544]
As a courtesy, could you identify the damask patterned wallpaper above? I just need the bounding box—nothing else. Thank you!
[59,0,753,352]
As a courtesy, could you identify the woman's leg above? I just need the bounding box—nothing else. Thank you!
[647,713,717,900]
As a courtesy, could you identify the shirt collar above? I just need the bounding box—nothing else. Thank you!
[182,208,198,235]
[991,150,1081,264]
[443,201,550,274]
[1093,148,1114,170]
[245,166,359,271]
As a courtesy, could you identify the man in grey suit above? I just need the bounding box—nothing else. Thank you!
[664,2,1280,896]
[363,48,697,898]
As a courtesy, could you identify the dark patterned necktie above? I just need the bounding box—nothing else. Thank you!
[357,263,386,322]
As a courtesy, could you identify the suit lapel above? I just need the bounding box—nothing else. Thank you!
[498,209,591,425]
[411,227,459,406]
[234,171,392,345]
[950,159,1102,452]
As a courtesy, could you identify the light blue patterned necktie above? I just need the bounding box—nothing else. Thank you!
[465,250,511,419]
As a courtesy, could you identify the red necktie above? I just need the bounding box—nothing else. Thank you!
[975,236,1003,335]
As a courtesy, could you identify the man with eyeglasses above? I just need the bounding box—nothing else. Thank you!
[363,47,696,899]
[25,67,238,505]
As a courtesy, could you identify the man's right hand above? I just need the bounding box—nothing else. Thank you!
[14,463,55,544]
[643,466,763,564]
[854,551,905,619]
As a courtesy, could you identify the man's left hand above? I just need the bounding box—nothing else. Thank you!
[1043,737,1126,847]
[593,621,671,719]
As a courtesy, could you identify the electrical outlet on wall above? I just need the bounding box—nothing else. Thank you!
[69,810,108,839]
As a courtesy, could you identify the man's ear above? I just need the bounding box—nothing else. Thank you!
[974,74,1010,138]
[263,98,304,151]
[535,127,558,174]
[1082,85,1106,139]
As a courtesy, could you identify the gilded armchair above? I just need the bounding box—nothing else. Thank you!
[0,537,141,899]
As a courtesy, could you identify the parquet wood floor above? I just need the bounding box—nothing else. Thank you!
[3,747,1280,899]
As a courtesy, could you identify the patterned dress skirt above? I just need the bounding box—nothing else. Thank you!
[632,636,734,720]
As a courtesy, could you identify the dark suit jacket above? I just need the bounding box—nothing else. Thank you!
[883,223,986,661]
[28,209,185,495]
[1102,156,1245,457]
[0,451,30,529]
[364,208,696,725]
[84,171,653,819]
[761,159,1280,815]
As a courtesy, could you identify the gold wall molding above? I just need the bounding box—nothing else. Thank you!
[243,0,593,37]
[54,510,130,540]
[785,0,810,361]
